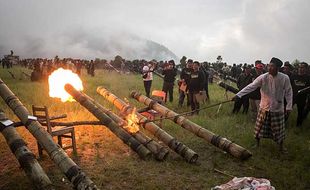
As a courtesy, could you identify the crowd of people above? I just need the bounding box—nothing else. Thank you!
[141,57,309,154]
[142,59,212,115]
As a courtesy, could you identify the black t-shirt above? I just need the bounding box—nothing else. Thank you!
[248,72,262,100]
[291,74,310,102]
[180,68,192,84]
[162,68,177,83]
[188,70,205,92]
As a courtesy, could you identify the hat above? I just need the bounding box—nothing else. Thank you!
[168,60,175,64]
[270,57,283,67]
[255,60,262,65]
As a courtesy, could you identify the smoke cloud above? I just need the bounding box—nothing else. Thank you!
[0,0,309,64]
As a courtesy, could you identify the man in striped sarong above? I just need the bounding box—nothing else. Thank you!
[234,57,293,153]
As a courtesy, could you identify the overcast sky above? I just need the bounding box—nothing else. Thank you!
[0,0,309,64]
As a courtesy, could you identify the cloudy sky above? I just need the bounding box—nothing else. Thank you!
[0,0,309,64]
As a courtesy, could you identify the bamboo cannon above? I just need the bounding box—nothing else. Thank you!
[64,84,152,160]
[0,78,98,190]
[83,93,169,161]
[96,86,198,163]
[0,109,53,190]
[218,81,239,94]
[13,120,103,128]
[130,91,252,160]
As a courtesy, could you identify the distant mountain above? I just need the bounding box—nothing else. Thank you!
[140,40,179,61]
[84,32,179,61]
[0,30,179,61]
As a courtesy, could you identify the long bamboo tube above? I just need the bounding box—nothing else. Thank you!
[83,93,169,161]
[0,109,53,190]
[64,84,152,160]
[13,121,102,127]
[218,81,239,94]
[0,78,98,190]
[96,86,198,163]
[130,91,252,160]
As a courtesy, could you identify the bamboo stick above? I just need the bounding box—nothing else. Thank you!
[130,91,252,160]
[0,78,98,190]
[83,93,169,161]
[13,121,102,127]
[218,81,239,94]
[96,86,198,163]
[64,84,152,160]
[0,109,54,190]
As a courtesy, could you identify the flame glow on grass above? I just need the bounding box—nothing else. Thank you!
[124,107,140,133]
[48,68,83,102]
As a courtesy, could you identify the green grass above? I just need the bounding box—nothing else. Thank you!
[0,66,310,190]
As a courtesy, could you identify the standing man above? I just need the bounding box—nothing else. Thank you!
[291,62,310,127]
[248,61,265,120]
[188,61,205,115]
[162,60,177,102]
[234,57,292,153]
[233,65,253,114]
[178,59,193,107]
[142,61,154,97]
[201,63,210,101]
[89,60,95,77]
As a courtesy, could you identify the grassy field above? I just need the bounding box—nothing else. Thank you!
[0,66,309,190]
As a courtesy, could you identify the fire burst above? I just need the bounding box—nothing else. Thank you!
[48,68,83,102]
[124,107,140,133]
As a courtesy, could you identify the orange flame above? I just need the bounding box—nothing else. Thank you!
[48,68,83,102]
[124,107,140,133]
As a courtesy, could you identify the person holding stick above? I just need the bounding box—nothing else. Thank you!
[234,57,293,153]
[142,61,154,97]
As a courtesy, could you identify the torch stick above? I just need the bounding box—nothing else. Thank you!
[298,86,310,95]
[139,100,232,124]
[107,63,120,73]
[8,71,16,79]
[22,71,31,78]
[153,71,164,79]
[83,94,170,161]
[96,86,198,163]
[130,91,252,160]
[0,109,53,190]
[213,168,235,178]
[64,84,152,160]
[0,78,98,190]
[153,71,178,88]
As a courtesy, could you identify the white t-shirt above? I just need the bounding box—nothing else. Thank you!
[142,65,153,81]
[237,72,293,112]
